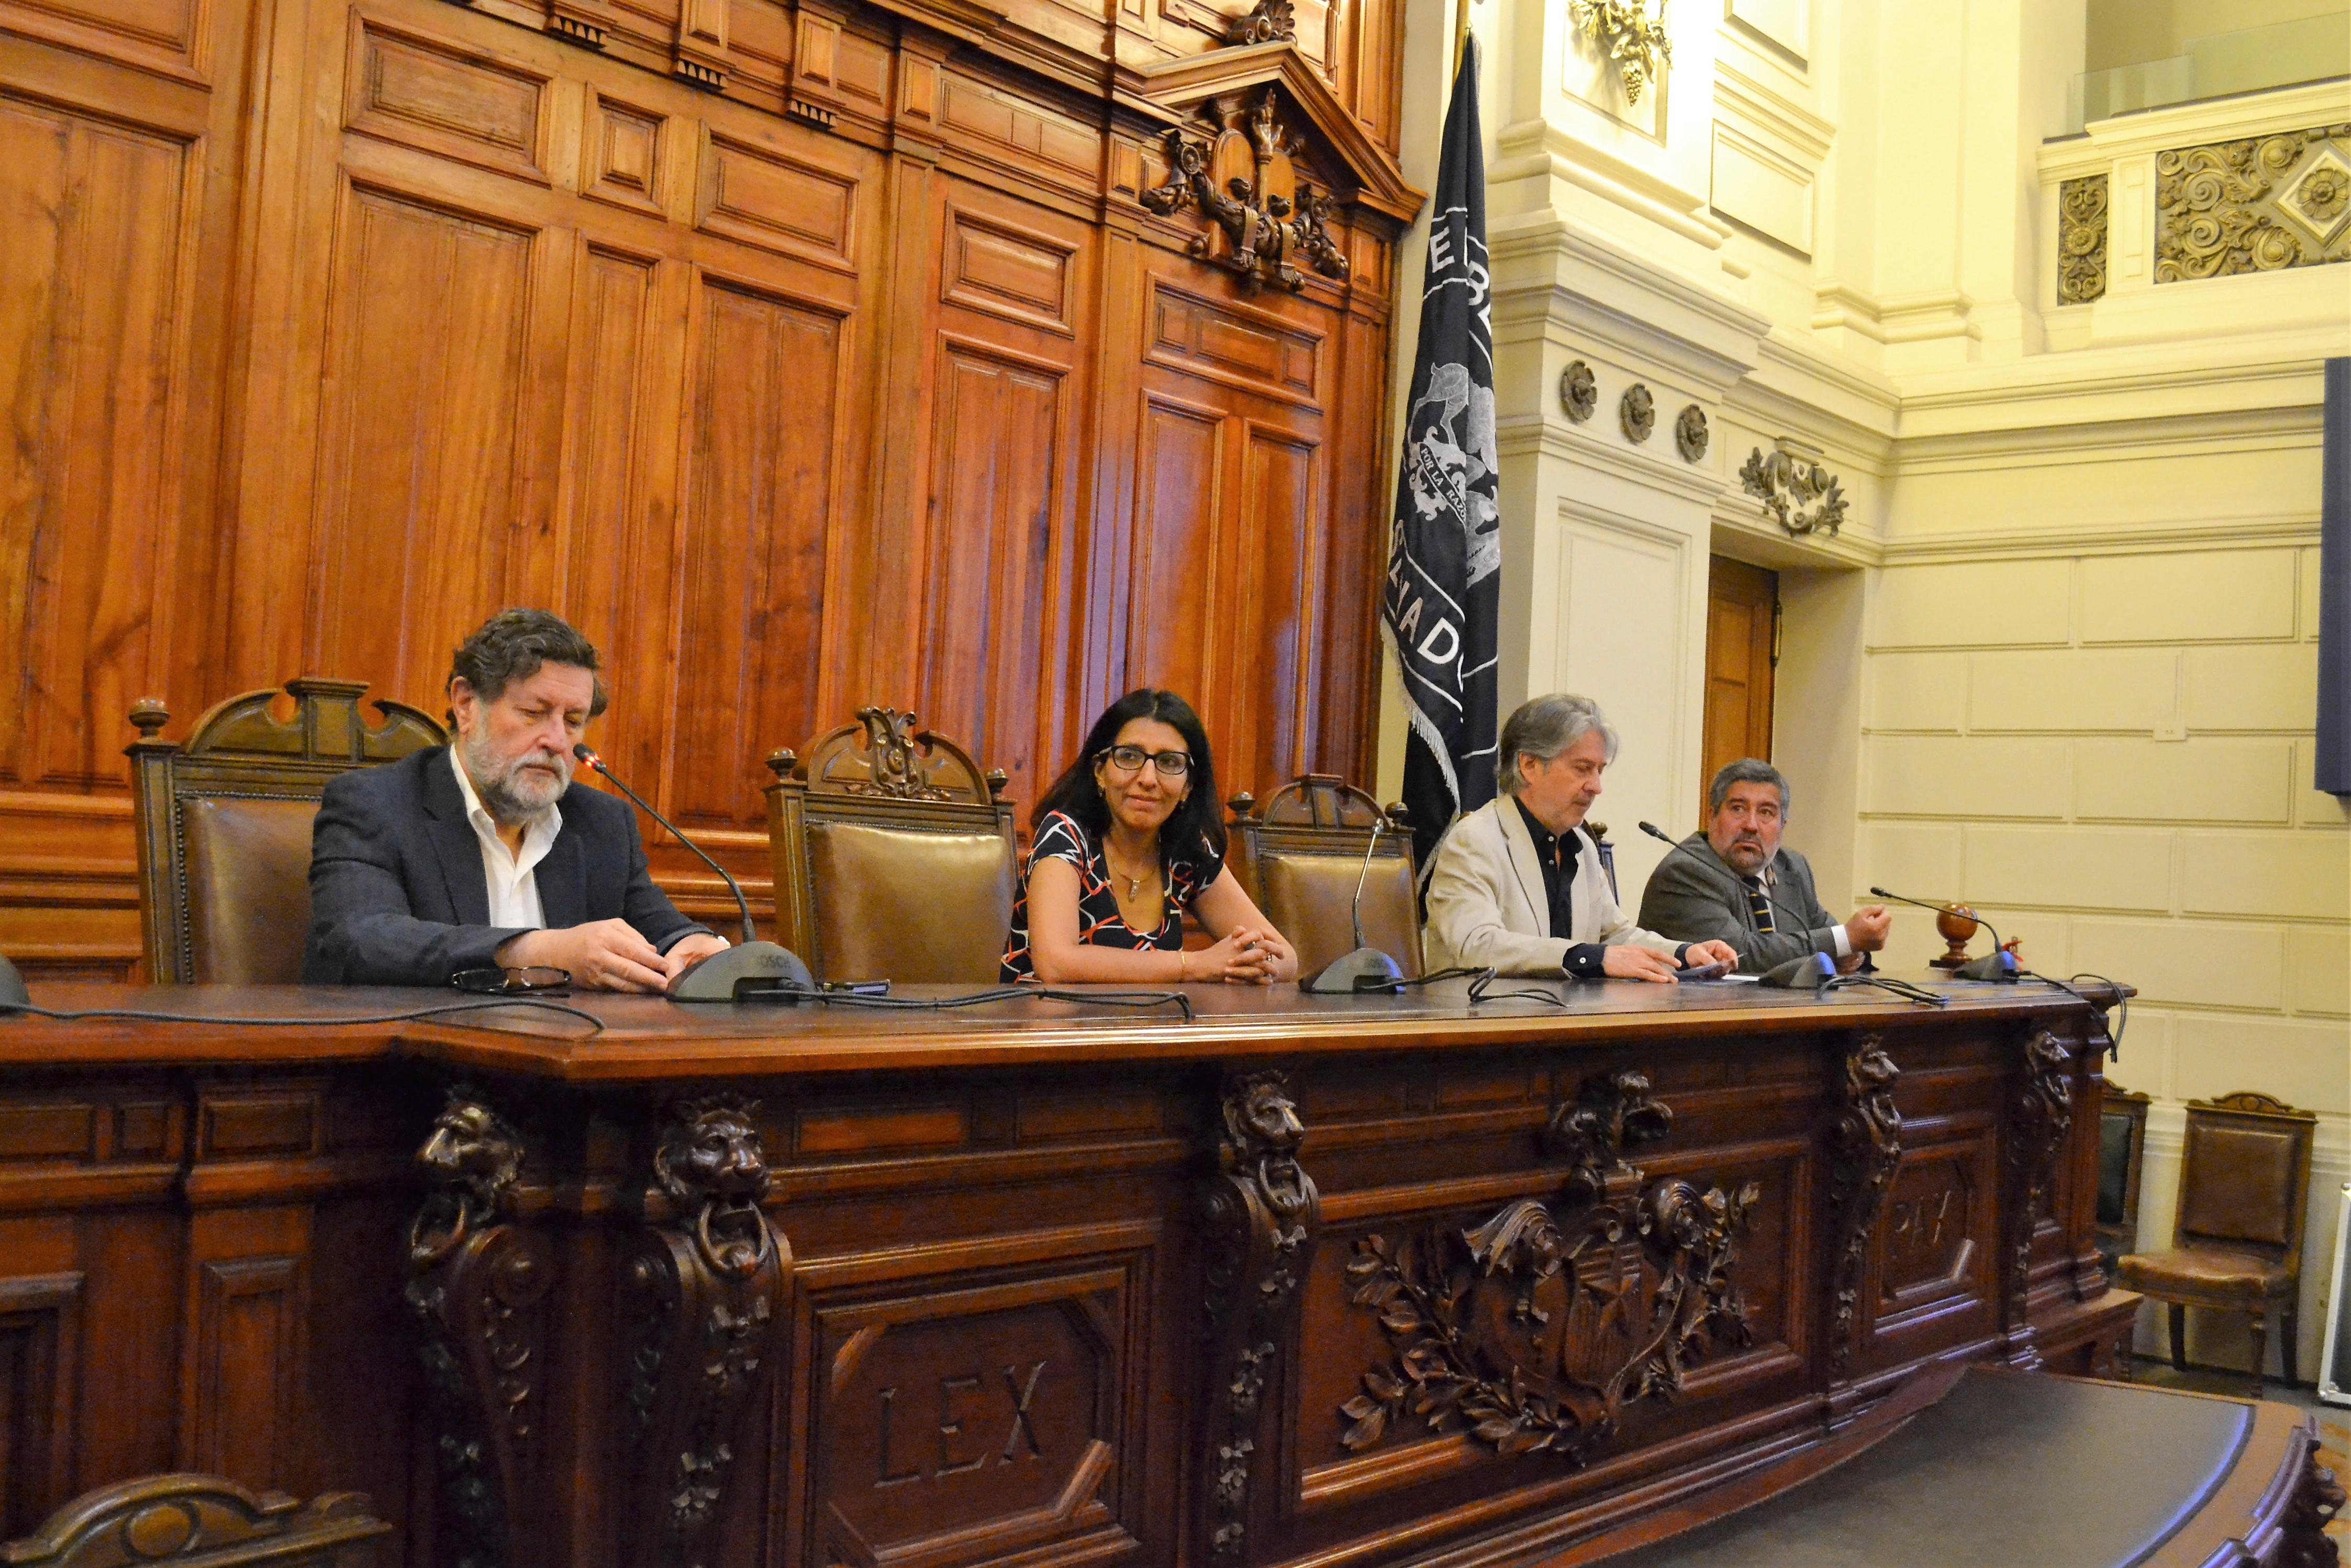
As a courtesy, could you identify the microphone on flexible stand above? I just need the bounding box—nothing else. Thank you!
[573,744,814,1001]
[1868,887,2018,983]
[1300,814,1409,994]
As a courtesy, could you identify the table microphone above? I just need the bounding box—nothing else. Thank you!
[1301,815,1408,994]
[0,952,26,1008]
[1868,886,2018,983]
[572,744,813,1001]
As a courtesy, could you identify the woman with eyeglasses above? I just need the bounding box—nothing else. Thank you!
[1001,689,1298,984]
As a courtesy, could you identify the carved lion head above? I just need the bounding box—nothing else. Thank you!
[656,1096,768,1210]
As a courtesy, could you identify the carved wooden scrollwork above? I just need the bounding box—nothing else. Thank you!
[405,1093,549,1568]
[1339,1070,1758,1462]
[620,1094,788,1568]
[1140,90,1350,294]
[1998,1031,2073,1364]
[1826,1038,1902,1373]
[850,708,947,799]
[2280,1428,2346,1568]
[1222,0,1293,44]
[1199,1070,1318,1565]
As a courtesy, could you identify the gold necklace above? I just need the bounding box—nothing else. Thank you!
[1105,843,1157,898]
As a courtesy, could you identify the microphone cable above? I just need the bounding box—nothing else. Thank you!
[2014,970,2130,1058]
[1817,973,1949,1008]
[0,997,608,1033]
[751,985,1196,1022]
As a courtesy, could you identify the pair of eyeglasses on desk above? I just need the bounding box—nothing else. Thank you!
[450,967,572,994]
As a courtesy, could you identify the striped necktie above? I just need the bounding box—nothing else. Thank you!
[1744,875,1776,933]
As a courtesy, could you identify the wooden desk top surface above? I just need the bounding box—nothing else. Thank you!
[1,974,2124,1080]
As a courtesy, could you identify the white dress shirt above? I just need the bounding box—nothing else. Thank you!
[449,750,560,930]
[1759,854,1853,957]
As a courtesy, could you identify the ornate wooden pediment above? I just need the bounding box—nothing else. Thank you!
[1121,41,1423,227]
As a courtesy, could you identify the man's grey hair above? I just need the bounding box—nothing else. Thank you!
[1497,694,1618,795]
[1708,758,1790,816]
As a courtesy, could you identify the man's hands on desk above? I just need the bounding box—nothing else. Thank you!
[1602,938,1739,983]
[495,922,731,992]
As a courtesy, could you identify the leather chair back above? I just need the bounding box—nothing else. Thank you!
[128,679,445,984]
[2094,1082,2152,1265]
[765,709,1016,984]
[1226,775,1421,980]
[2172,1092,2317,1266]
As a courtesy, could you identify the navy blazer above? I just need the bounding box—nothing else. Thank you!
[303,746,711,986]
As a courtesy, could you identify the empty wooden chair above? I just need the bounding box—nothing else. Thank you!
[1225,775,1421,980]
[764,708,1016,984]
[2115,1091,2317,1391]
[127,679,444,984]
[1,1473,387,1566]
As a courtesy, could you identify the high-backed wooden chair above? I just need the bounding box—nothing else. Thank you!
[2116,1091,2317,1391]
[1225,775,1421,980]
[128,679,445,984]
[764,708,1016,984]
[1,1473,388,1566]
[2096,1081,2154,1273]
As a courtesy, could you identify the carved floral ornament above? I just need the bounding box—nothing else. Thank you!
[2058,174,2109,304]
[1569,0,1672,105]
[1141,89,1351,294]
[1338,1071,1759,1461]
[2156,123,2351,282]
[1223,0,1294,45]
[1740,441,1847,538]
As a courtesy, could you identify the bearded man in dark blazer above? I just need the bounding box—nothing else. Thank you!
[303,609,728,989]
[1637,759,1891,975]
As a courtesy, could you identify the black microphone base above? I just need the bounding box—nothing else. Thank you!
[668,941,814,1002]
[1300,947,1407,995]
[1758,952,1836,989]
[0,952,26,1008]
[1956,951,2019,983]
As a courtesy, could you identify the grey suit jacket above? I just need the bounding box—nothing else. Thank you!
[303,746,711,986]
[1636,833,1841,973]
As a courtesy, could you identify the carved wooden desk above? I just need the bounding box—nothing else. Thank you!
[0,978,2141,1568]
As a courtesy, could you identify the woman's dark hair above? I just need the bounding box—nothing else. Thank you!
[448,608,608,717]
[1032,689,1225,866]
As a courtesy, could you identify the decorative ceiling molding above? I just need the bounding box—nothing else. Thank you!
[1121,41,1425,225]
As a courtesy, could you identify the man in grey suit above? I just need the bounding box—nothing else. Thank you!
[1637,759,1892,975]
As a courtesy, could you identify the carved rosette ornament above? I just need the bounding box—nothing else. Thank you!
[1568,0,1672,105]
[1673,404,1707,462]
[1339,1071,1759,1462]
[1620,384,1655,443]
[1222,0,1294,45]
[1998,1032,2074,1365]
[1140,90,1350,294]
[1559,360,1597,422]
[1740,444,1847,538]
[405,1094,549,1568]
[1825,1039,1902,1373]
[1198,1071,1319,1565]
[2058,174,2109,304]
[619,1095,788,1568]
[2156,125,2351,282]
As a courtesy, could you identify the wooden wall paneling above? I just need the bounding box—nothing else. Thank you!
[0,3,248,977]
[915,182,1093,813]
[0,1266,85,1538]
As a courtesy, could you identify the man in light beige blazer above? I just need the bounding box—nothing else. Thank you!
[1424,694,1740,981]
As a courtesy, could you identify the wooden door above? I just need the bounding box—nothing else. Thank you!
[1701,555,1777,809]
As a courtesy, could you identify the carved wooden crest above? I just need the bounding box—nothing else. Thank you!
[1141,89,1350,293]
[1826,1039,1902,1373]
[768,706,1004,805]
[1338,1071,1758,1461]
[1223,0,1293,45]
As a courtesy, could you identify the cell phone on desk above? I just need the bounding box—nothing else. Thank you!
[1676,960,1734,982]
[820,980,890,995]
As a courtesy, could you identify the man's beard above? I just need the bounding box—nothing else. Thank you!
[462,730,571,825]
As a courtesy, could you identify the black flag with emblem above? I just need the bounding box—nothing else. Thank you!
[1383,38,1498,878]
